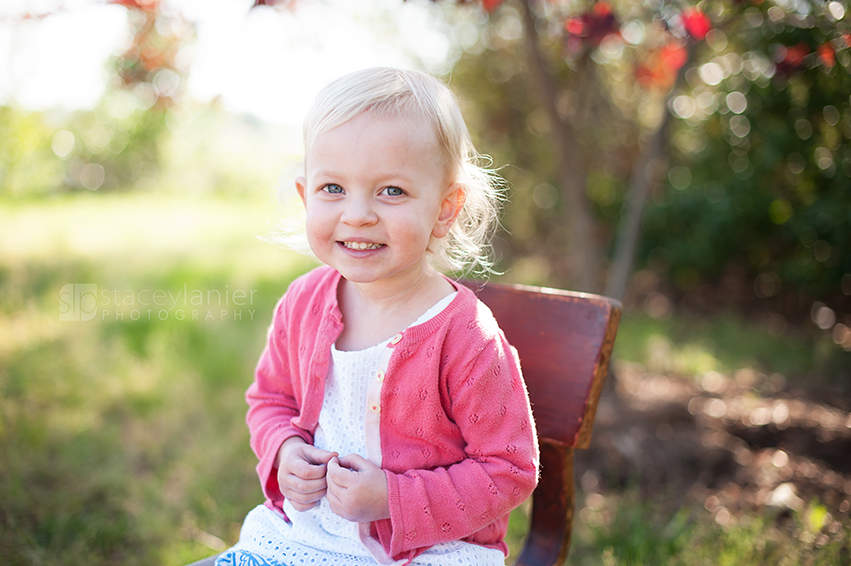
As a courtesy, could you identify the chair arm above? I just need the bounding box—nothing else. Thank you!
[513,440,575,566]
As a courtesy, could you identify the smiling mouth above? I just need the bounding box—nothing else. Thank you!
[341,241,384,251]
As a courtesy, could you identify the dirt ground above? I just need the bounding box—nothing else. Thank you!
[575,361,851,521]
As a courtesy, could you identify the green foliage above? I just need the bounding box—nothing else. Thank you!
[646,7,851,319]
[450,0,850,325]
[0,99,169,197]
[0,107,65,198]
[0,1,192,199]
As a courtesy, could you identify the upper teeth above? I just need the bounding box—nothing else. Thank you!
[344,242,382,250]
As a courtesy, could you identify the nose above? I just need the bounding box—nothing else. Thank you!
[341,192,378,226]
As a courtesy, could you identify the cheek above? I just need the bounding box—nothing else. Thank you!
[304,207,332,244]
[400,218,436,251]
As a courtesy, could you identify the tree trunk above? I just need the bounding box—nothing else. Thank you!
[603,109,670,301]
[520,0,600,293]
[603,46,696,301]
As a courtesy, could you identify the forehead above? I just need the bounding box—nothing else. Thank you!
[306,111,447,174]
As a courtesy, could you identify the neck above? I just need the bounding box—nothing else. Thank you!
[335,267,455,351]
[345,266,441,308]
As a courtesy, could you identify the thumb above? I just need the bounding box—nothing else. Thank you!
[336,453,371,472]
[327,457,356,486]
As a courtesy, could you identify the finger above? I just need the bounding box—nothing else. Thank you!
[287,489,326,512]
[284,481,327,503]
[302,445,338,465]
[290,458,330,481]
[283,475,327,496]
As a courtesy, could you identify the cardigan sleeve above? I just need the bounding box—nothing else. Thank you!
[245,292,313,504]
[375,328,539,559]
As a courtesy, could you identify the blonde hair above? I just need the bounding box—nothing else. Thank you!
[274,67,504,276]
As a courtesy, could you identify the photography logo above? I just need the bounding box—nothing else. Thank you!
[59,283,98,321]
[58,283,258,322]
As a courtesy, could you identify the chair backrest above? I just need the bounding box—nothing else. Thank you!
[465,281,621,566]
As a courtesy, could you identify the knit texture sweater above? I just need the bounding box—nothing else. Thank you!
[246,266,539,564]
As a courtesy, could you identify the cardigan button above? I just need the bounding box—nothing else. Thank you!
[376,371,385,382]
[369,403,381,414]
[390,333,403,345]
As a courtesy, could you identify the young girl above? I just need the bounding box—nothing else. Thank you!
[217,67,538,566]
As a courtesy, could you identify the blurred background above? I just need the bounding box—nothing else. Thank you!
[1,0,849,564]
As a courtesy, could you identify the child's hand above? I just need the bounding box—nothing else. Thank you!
[275,436,337,512]
[326,454,390,523]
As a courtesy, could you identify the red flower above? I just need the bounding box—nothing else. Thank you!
[563,1,619,48]
[775,43,810,76]
[565,18,585,36]
[681,8,711,41]
[661,42,688,71]
[636,41,688,92]
[592,1,613,16]
[481,0,504,12]
[784,43,809,65]
[818,42,835,68]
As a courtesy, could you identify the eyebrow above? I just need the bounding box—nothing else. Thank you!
[310,169,416,185]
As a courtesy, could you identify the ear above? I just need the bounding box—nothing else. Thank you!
[295,176,308,206]
[432,183,466,239]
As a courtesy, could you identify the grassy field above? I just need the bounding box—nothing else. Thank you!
[1,193,847,565]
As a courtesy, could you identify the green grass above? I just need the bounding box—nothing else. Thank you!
[560,491,851,566]
[1,193,848,564]
[0,193,314,564]
[502,489,851,565]
[613,312,850,385]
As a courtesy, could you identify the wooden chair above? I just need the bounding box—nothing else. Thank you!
[188,281,621,566]
[468,281,621,566]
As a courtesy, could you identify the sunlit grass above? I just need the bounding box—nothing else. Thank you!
[0,191,300,278]
[613,312,849,385]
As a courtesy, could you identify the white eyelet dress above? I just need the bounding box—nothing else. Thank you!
[217,293,505,566]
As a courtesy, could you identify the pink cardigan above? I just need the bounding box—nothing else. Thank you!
[246,266,539,563]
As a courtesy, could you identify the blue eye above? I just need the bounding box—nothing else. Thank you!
[383,186,404,196]
[323,184,344,194]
